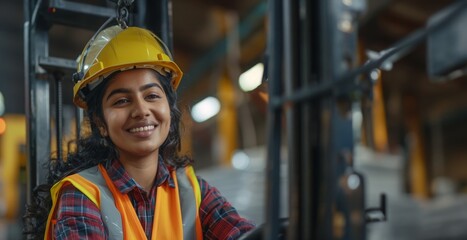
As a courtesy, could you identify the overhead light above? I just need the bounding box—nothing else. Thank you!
[231,150,250,170]
[191,96,221,123]
[239,63,264,92]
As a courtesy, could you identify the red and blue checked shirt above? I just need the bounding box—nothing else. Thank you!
[53,159,255,239]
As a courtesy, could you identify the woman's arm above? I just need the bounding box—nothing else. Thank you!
[53,184,107,240]
[198,177,255,240]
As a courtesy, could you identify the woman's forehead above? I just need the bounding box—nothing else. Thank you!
[105,69,163,91]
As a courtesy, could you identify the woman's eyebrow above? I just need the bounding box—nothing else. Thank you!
[140,82,163,92]
[106,83,164,101]
[105,88,130,101]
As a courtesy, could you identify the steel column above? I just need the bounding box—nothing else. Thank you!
[283,0,300,239]
[264,0,283,238]
[25,0,51,200]
[264,0,365,238]
[145,0,174,52]
[53,72,64,162]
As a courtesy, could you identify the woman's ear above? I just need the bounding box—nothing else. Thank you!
[95,118,108,137]
[99,126,108,137]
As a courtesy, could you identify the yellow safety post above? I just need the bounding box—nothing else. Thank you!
[217,72,238,166]
[358,41,388,152]
[0,114,26,219]
[404,95,429,198]
[372,71,389,152]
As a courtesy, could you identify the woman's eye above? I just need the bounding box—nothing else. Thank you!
[146,93,161,100]
[113,98,129,105]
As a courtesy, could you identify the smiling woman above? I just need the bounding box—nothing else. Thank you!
[24,25,254,240]
[102,70,171,167]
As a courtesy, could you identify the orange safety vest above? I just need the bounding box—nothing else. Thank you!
[44,164,203,240]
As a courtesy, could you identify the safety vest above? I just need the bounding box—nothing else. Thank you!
[44,164,203,240]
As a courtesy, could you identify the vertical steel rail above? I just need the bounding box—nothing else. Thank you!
[317,0,338,238]
[24,0,33,205]
[160,0,174,52]
[25,0,51,202]
[146,0,174,52]
[264,0,283,238]
[54,72,64,162]
[283,0,300,239]
[299,0,318,238]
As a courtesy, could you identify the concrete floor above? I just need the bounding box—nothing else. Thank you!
[199,145,467,239]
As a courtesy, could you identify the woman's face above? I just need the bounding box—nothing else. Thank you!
[101,68,171,162]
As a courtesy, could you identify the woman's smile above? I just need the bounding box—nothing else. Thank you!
[128,125,155,133]
[127,123,158,138]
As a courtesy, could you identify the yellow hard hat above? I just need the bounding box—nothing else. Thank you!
[72,25,183,109]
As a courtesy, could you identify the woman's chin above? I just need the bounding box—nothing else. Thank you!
[117,147,160,160]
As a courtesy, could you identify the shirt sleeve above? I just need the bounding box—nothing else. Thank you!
[198,177,255,240]
[53,184,107,240]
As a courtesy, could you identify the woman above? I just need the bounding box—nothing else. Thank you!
[24,25,254,239]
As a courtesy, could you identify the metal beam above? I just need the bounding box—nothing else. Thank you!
[46,0,114,30]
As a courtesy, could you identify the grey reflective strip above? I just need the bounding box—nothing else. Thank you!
[176,167,198,240]
[79,166,123,240]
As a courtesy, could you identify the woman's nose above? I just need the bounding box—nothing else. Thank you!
[131,98,150,118]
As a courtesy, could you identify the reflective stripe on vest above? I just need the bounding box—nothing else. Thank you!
[45,164,202,240]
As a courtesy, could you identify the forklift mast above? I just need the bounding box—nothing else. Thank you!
[258,0,467,239]
[262,0,367,239]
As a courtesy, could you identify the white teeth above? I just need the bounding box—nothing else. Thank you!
[129,125,155,133]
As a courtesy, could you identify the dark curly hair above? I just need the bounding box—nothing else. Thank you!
[23,69,191,239]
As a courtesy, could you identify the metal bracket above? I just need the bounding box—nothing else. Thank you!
[365,193,387,223]
[110,0,135,28]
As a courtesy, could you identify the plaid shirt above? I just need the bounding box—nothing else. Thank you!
[53,159,254,239]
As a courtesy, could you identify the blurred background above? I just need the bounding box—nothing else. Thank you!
[2,0,467,239]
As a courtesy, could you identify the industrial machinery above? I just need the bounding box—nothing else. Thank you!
[23,0,467,239]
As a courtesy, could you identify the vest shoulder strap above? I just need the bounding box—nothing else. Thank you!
[177,167,197,239]
[78,166,124,240]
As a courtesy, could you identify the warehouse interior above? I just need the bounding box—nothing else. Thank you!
[2,0,467,239]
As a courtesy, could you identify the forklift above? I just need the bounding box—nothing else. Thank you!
[24,0,467,239]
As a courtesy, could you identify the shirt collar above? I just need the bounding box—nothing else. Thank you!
[105,157,175,194]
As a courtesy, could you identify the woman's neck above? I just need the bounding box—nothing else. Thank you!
[118,153,159,192]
